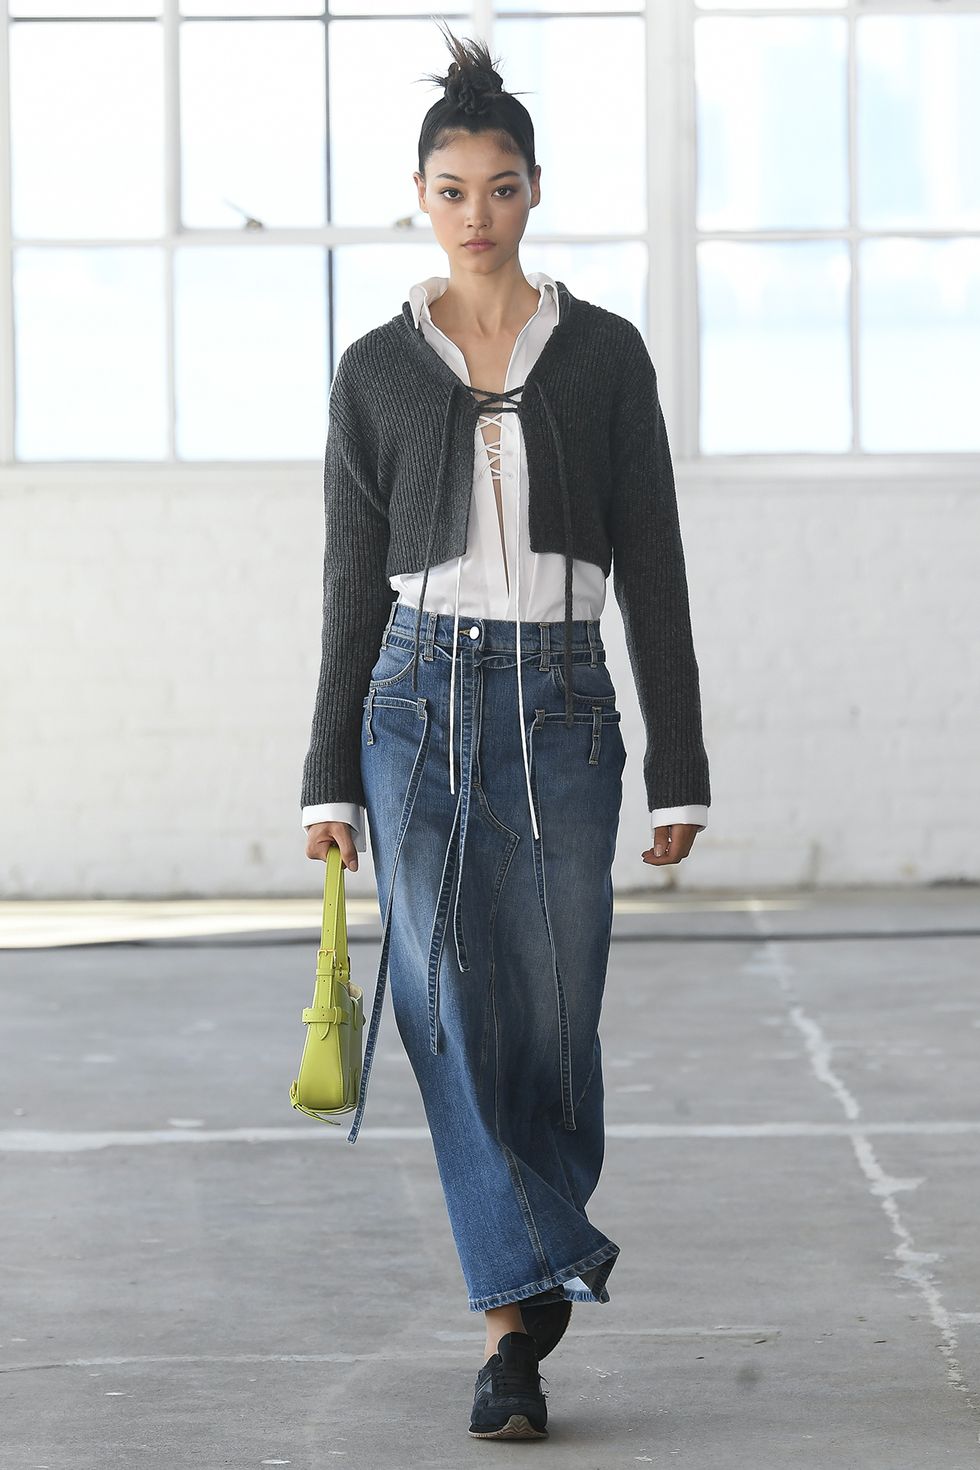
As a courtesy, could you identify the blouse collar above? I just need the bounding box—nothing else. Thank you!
[408,269,561,331]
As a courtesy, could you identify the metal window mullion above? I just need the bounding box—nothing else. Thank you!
[324,8,332,387]
[0,0,14,463]
[164,0,179,460]
[473,0,493,46]
[670,0,698,460]
[646,0,675,444]
[848,1,860,452]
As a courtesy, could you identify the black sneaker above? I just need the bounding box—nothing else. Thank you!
[468,1330,549,1439]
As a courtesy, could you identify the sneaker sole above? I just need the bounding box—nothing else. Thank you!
[468,1414,548,1440]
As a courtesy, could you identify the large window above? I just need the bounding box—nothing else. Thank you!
[694,0,980,453]
[0,0,977,461]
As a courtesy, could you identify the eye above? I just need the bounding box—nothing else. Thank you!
[438,186,517,200]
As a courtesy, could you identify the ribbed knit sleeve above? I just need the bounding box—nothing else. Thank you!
[300,382,396,812]
[608,326,711,813]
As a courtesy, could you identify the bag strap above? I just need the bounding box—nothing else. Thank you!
[319,844,349,970]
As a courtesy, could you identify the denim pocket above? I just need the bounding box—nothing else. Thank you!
[548,657,618,710]
[368,641,417,689]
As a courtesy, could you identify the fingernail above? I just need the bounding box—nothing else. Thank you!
[653,844,663,857]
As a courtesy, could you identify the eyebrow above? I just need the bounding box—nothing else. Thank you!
[434,171,521,182]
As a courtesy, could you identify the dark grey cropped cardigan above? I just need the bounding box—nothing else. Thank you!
[301,279,710,819]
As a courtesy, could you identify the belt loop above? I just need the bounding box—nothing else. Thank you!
[423,609,436,662]
[383,599,397,643]
[364,687,376,744]
[589,705,602,763]
[538,621,550,671]
[587,619,598,666]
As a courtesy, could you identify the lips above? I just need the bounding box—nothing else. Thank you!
[464,240,494,249]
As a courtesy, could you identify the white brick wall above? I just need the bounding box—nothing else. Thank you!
[1,464,976,897]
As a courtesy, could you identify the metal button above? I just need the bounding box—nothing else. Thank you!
[468,625,480,639]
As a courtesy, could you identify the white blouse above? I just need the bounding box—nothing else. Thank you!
[303,270,709,848]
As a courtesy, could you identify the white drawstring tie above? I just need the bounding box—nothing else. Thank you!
[514,418,539,840]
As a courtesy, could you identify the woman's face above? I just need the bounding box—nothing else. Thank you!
[414,131,541,273]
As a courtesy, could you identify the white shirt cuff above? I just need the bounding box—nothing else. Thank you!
[301,803,367,852]
[650,804,707,833]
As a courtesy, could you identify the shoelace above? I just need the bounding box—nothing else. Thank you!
[484,1357,549,1396]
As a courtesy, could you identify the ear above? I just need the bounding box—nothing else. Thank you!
[413,171,428,213]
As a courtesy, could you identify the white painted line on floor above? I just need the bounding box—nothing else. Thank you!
[2,1119,980,1152]
[746,917,980,1432]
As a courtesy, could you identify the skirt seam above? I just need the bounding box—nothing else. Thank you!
[499,1144,550,1284]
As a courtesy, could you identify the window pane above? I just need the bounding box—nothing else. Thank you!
[9,21,164,239]
[333,242,449,359]
[699,241,850,452]
[494,18,645,235]
[180,20,326,229]
[330,19,644,234]
[497,0,640,13]
[329,19,460,224]
[13,247,167,460]
[175,246,328,459]
[858,16,980,231]
[528,242,647,337]
[333,241,647,363]
[697,0,843,8]
[861,239,980,452]
[330,0,463,12]
[696,16,847,231]
[182,0,323,12]
[10,1,159,13]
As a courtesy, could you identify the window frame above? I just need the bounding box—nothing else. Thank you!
[0,0,977,478]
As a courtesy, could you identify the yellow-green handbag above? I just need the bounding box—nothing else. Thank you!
[289,844,365,1124]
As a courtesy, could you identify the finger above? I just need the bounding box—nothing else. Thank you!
[309,828,358,873]
[643,825,697,865]
[305,830,338,863]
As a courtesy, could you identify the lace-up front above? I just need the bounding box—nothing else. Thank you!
[444,381,538,837]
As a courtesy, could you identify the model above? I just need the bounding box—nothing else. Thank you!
[300,21,711,1441]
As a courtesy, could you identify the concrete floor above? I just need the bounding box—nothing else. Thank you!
[2,885,980,1468]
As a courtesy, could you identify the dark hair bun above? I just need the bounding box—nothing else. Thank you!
[444,56,504,117]
[417,23,537,178]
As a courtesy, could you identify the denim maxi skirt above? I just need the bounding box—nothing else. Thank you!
[347,596,626,1313]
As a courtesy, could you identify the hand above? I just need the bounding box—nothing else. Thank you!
[305,820,359,873]
[642,824,699,866]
